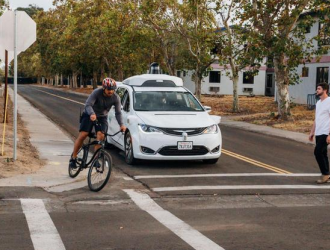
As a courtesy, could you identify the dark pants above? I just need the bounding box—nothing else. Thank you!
[79,113,108,133]
[314,135,329,175]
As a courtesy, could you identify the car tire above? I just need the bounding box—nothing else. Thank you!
[125,131,136,165]
[202,158,218,164]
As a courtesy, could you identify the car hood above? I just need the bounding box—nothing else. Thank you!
[135,112,217,128]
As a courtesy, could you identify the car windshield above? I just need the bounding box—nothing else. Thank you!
[133,91,204,112]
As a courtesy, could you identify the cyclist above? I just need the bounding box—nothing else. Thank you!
[69,78,126,169]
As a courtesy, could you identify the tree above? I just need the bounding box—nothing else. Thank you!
[164,0,219,100]
[17,4,43,18]
[238,0,318,120]
[214,0,263,112]
[0,0,8,15]
[139,0,188,76]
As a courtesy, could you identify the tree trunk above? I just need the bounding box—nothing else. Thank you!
[60,74,63,86]
[194,66,202,100]
[55,74,59,87]
[80,71,83,88]
[274,55,291,120]
[72,72,78,88]
[100,63,106,81]
[232,73,239,112]
[93,70,98,89]
[118,63,124,81]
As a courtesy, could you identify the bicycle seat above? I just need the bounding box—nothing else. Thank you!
[89,132,96,138]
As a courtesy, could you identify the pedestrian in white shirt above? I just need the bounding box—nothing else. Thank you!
[309,83,330,184]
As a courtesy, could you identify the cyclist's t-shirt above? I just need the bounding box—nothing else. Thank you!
[84,88,123,126]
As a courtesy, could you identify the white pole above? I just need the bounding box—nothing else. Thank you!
[13,10,18,161]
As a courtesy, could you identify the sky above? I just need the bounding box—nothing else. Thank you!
[8,0,54,10]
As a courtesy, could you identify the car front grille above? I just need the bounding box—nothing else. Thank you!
[159,127,207,136]
[158,146,209,156]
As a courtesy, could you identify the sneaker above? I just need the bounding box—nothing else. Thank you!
[69,158,77,169]
[316,175,330,184]
[93,160,101,169]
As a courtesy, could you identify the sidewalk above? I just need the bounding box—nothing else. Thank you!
[0,86,315,191]
[0,88,87,189]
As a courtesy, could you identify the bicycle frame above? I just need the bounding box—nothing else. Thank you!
[78,128,122,169]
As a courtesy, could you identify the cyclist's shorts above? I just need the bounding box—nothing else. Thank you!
[79,113,108,133]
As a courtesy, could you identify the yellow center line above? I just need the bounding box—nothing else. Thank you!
[222,149,292,174]
[33,87,85,105]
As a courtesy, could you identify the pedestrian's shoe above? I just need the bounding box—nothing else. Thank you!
[69,158,77,169]
[316,175,330,184]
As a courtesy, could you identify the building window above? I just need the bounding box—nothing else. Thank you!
[302,67,309,77]
[243,88,253,93]
[316,67,329,86]
[183,71,186,77]
[243,72,254,84]
[209,87,220,93]
[177,71,181,77]
[305,26,311,34]
[209,71,220,83]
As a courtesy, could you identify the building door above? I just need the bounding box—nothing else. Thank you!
[316,67,329,86]
[265,73,275,96]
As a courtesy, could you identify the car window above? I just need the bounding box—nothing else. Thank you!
[121,90,128,106]
[133,91,204,112]
[123,92,130,112]
[116,88,126,103]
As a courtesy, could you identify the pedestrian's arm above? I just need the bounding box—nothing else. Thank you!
[309,121,315,141]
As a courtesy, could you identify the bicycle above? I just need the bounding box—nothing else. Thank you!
[68,121,122,192]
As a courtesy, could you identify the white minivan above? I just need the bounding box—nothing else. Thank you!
[107,74,222,165]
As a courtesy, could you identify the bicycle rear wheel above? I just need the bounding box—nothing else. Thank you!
[88,150,112,192]
[68,148,84,178]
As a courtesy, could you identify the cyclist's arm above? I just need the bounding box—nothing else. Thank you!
[114,95,123,126]
[85,90,98,116]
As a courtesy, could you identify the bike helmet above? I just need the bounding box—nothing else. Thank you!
[102,78,117,90]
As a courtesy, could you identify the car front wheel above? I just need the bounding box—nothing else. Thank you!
[125,131,136,165]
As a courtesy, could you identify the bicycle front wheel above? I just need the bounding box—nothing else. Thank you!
[88,150,112,192]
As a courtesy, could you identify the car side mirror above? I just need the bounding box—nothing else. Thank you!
[127,115,139,125]
[204,106,212,113]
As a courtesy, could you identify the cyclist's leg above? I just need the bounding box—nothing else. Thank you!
[72,112,93,158]
[72,131,89,158]
[94,117,108,152]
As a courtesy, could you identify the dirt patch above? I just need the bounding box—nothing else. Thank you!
[201,95,278,116]
[201,95,314,134]
[0,90,45,179]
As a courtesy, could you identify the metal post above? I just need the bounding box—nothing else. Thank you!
[13,10,18,161]
[3,50,8,123]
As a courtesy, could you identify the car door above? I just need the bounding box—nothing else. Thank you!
[108,87,126,148]
[116,90,131,147]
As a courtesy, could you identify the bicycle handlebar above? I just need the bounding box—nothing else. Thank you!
[92,120,124,137]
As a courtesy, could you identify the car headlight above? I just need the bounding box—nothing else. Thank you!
[139,124,162,133]
[203,124,218,134]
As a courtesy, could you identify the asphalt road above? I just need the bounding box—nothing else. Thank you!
[1,84,329,250]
